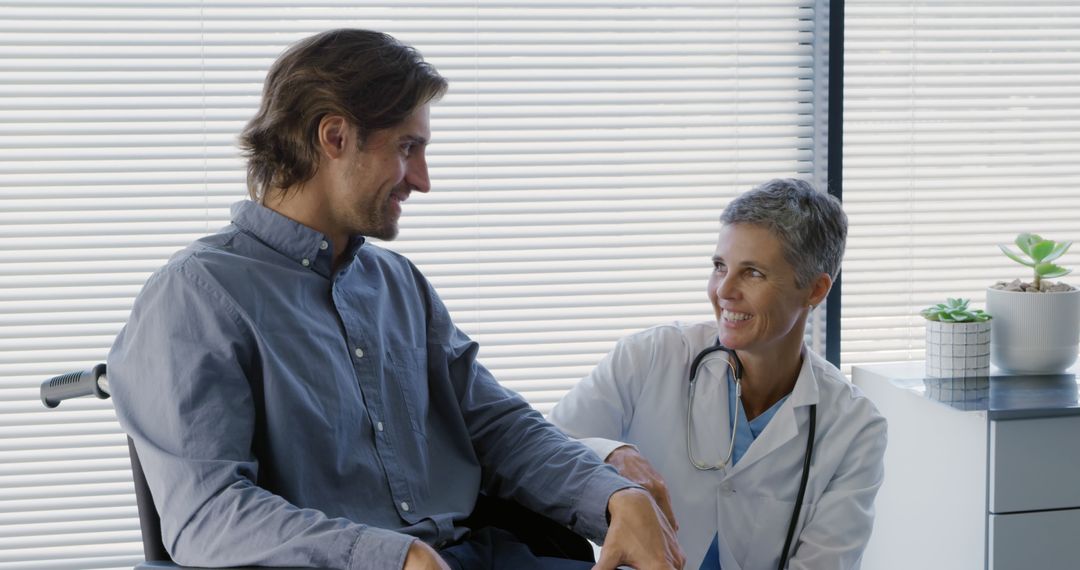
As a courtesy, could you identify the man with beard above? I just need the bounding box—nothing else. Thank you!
[106,29,684,570]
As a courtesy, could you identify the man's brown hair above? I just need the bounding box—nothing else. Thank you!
[239,29,448,202]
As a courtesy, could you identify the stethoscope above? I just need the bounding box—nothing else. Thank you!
[686,340,817,570]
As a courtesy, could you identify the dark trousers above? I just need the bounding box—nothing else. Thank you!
[439,527,594,570]
[439,494,595,570]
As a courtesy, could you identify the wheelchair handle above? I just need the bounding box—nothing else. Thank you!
[40,363,110,408]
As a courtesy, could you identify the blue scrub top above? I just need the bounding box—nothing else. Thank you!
[699,370,789,570]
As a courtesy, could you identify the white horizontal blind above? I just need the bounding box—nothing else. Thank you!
[0,1,825,568]
[843,0,1080,367]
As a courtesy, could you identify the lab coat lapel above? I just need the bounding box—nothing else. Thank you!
[728,348,821,475]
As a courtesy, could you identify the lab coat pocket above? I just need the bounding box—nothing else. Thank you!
[744,495,813,570]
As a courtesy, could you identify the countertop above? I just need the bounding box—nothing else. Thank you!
[852,361,1080,420]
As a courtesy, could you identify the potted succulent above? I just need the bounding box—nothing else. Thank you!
[986,233,1080,374]
[921,298,992,378]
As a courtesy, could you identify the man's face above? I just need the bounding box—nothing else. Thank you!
[332,103,432,241]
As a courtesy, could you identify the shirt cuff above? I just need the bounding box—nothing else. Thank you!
[578,437,636,461]
[570,467,641,544]
[347,525,416,570]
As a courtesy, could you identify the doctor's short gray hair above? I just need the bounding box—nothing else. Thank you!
[720,178,847,289]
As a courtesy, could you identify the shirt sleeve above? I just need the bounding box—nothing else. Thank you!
[108,263,415,570]
[788,407,888,570]
[577,438,637,462]
[421,277,638,544]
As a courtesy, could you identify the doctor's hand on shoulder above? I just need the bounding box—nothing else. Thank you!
[606,445,679,532]
[597,487,686,570]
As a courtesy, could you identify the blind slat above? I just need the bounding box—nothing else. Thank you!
[843,0,1080,371]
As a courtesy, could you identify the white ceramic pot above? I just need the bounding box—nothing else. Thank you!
[924,320,991,378]
[985,287,1080,374]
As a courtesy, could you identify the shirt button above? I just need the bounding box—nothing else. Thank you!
[401,501,410,512]
[376,421,384,432]
[319,240,329,250]
[301,258,310,267]
[354,347,364,358]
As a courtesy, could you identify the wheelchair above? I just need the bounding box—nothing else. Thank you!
[41,365,594,569]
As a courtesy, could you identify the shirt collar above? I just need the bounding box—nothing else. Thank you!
[229,200,366,277]
[714,337,822,409]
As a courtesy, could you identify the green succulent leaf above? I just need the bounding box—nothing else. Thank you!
[1029,240,1055,262]
[1042,241,1073,263]
[999,245,1036,268]
[920,297,989,323]
[999,231,1074,286]
[1016,233,1040,256]
[1036,263,1072,279]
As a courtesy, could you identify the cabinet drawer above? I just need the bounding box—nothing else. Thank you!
[989,509,1080,569]
[989,415,1080,513]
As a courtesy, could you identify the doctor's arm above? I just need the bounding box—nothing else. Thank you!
[549,333,679,530]
[788,411,888,570]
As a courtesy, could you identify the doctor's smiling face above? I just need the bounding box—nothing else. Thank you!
[708,222,829,356]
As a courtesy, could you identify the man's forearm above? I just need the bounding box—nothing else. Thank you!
[164,475,415,569]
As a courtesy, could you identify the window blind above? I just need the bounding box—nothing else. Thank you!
[0,2,827,568]
[843,0,1080,368]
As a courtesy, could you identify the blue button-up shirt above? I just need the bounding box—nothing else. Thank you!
[108,200,633,569]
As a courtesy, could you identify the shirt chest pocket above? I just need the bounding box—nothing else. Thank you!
[384,347,429,436]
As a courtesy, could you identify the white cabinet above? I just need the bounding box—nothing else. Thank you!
[989,509,1080,569]
[852,363,1080,570]
[989,416,1080,513]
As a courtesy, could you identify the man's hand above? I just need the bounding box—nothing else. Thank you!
[595,487,686,570]
[606,445,679,531]
[403,540,451,570]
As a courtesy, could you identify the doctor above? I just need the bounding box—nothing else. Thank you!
[551,179,887,570]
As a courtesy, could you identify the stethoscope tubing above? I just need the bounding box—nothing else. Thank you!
[779,404,816,570]
[686,344,741,471]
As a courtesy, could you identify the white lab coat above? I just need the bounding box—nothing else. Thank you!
[550,322,887,570]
